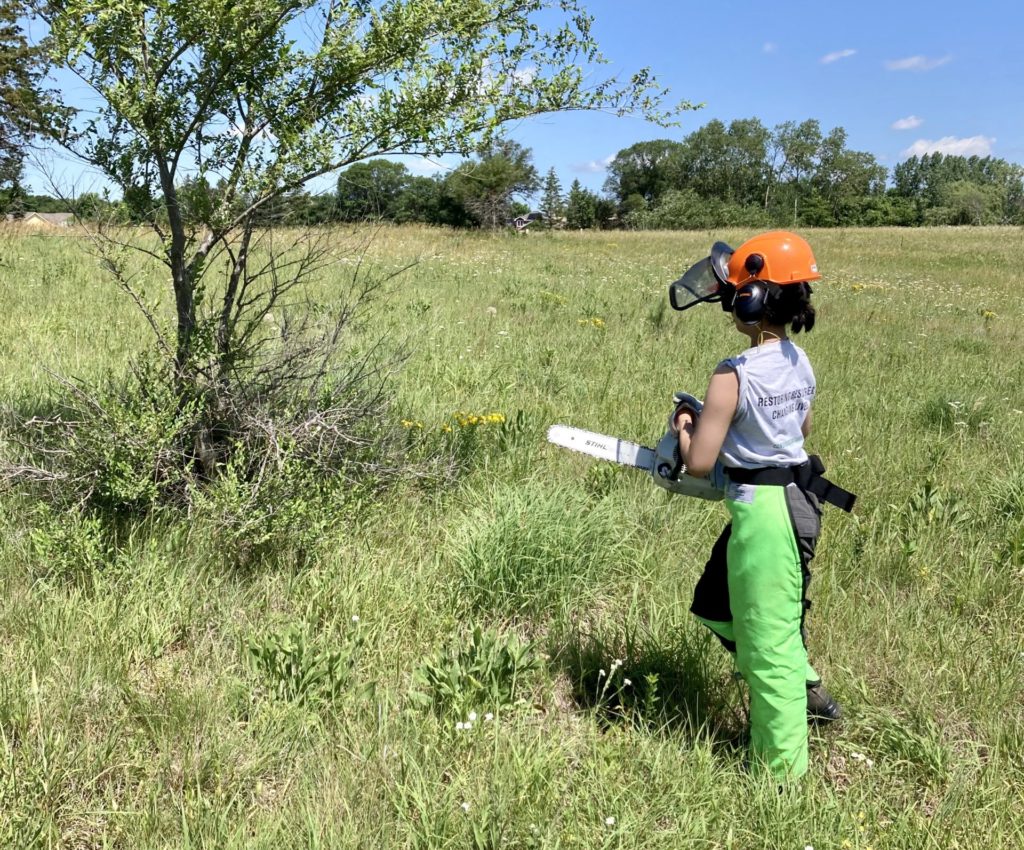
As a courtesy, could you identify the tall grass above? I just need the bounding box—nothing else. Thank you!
[1,225,1022,847]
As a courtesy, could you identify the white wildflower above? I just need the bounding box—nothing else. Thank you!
[461,801,470,813]
[623,678,632,687]
[605,816,616,826]
[598,669,606,678]
[484,712,494,721]
[468,711,478,722]
[455,721,465,731]
[351,615,360,623]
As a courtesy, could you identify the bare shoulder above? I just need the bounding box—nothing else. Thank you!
[704,366,739,417]
[707,364,739,397]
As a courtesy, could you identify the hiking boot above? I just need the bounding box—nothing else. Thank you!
[806,681,842,724]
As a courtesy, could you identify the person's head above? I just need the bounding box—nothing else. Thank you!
[730,280,815,337]
[723,230,818,334]
[669,229,819,333]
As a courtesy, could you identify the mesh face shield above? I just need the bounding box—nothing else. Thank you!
[668,241,735,312]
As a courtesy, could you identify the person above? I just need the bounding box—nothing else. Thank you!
[667,230,853,781]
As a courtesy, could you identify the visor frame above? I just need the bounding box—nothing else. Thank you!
[668,241,735,312]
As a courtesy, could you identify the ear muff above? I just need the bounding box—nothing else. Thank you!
[732,281,767,324]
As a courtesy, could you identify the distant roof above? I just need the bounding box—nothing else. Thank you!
[3,212,75,225]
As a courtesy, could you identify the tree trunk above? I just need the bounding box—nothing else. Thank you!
[218,220,254,363]
[157,162,196,378]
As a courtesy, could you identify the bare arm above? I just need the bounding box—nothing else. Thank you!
[675,365,739,478]
[802,407,813,438]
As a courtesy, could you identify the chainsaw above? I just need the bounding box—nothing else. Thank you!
[547,392,726,501]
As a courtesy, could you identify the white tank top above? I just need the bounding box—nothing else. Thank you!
[717,339,815,469]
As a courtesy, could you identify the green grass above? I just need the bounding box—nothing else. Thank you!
[1,225,1023,847]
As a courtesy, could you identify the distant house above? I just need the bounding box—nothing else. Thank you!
[511,212,544,232]
[3,212,76,228]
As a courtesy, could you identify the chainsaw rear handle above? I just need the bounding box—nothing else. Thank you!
[651,430,724,501]
[654,430,685,480]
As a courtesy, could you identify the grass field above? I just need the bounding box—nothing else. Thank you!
[1,225,1022,848]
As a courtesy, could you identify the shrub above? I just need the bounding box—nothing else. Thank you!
[410,625,539,717]
[626,189,771,231]
[189,446,369,567]
[28,503,111,582]
[247,621,364,706]
[2,230,426,546]
[448,482,637,618]
[4,345,410,562]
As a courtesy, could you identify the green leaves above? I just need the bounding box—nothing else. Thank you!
[31,0,691,377]
[410,625,539,716]
[0,0,52,190]
[247,620,365,706]
[42,0,687,207]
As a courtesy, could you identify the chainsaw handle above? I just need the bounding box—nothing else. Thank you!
[667,391,704,434]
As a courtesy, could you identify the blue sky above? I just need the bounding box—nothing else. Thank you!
[503,0,1024,194]
[24,0,1024,198]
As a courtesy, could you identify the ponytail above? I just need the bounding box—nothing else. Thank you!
[764,282,815,333]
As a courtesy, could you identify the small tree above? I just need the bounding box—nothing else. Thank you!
[539,167,565,228]
[0,1,50,208]
[446,138,540,229]
[336,160,411,222]
[565,179,597,229]
[941,180,1004,226]
[8,0,688,514]
[29,0,684,373]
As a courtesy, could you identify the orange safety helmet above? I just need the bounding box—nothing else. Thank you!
[726,230,821,288]
[668,230,821,314]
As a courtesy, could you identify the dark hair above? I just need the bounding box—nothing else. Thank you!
[763,282,815,333]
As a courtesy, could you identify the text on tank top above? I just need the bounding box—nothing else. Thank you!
[717,339,815,469]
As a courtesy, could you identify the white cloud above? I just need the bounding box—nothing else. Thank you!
[891,115,923,130]
[762,42,778,54]
[902,135,995,157]
[571,154,615,174]
[885,55,951,71]
[821,49,856,64]
[404,156,451,176]
[512,65,537,86]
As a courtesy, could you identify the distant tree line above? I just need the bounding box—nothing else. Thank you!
[607,119,1024,229]
[5,117,1023,229]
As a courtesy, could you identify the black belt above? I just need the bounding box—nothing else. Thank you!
[725,455,857,512]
